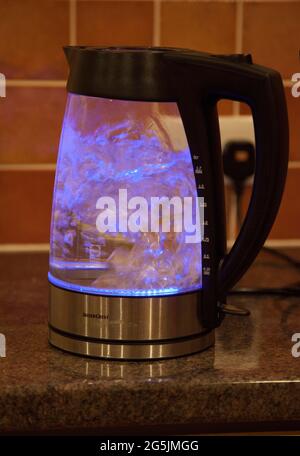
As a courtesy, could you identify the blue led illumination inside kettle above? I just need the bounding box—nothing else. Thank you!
[48,272,193,297]
[49,95,202,298]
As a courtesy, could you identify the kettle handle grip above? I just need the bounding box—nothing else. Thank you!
[208,60,289,296]
[167,53,289,299]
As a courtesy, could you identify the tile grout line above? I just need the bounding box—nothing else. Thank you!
[235,1,244,55]
[153,0,161,47]
[69,0,77,46]
[0,244,50,253]
[0,164,57,171]
[229,1,244,239]
[288,161,300,169]
[6,80,66,88]
[233,0,243,117]
[2,239,300,254]
[1,163,300,173]
[152,0,160,117]
[5,78,293,88]
[227,239,300,249]
[227,191,237,241]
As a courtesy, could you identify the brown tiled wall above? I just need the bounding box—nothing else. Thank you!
[0,87,66,163]
[0,0,299,244]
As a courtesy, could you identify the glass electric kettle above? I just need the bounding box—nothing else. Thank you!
[49,47,288,360]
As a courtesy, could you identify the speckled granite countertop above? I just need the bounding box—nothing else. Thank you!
[0,250,300,434]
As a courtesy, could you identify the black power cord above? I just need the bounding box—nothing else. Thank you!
[223,140,300,298]
[261,246,300,270]
[230,284,300,297]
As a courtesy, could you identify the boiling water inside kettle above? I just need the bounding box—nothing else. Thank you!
[49,96,202,296]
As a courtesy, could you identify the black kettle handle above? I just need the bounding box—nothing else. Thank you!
[167,52,289,301]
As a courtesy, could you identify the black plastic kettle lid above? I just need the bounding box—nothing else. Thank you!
[64,46,253,102]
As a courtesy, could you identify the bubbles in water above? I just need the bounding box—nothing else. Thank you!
[50,96,202,296]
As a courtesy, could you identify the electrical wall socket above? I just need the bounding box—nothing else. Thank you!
[163,114,255,152]
[220,115,255,187]
[219,115,255,150]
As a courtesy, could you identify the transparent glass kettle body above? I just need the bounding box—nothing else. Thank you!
[49,94,202,296]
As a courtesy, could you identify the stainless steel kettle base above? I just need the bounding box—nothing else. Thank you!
[48,283,214,360]
[49,326,214,360]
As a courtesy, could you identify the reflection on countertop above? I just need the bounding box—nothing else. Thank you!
[0,250,300,433]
